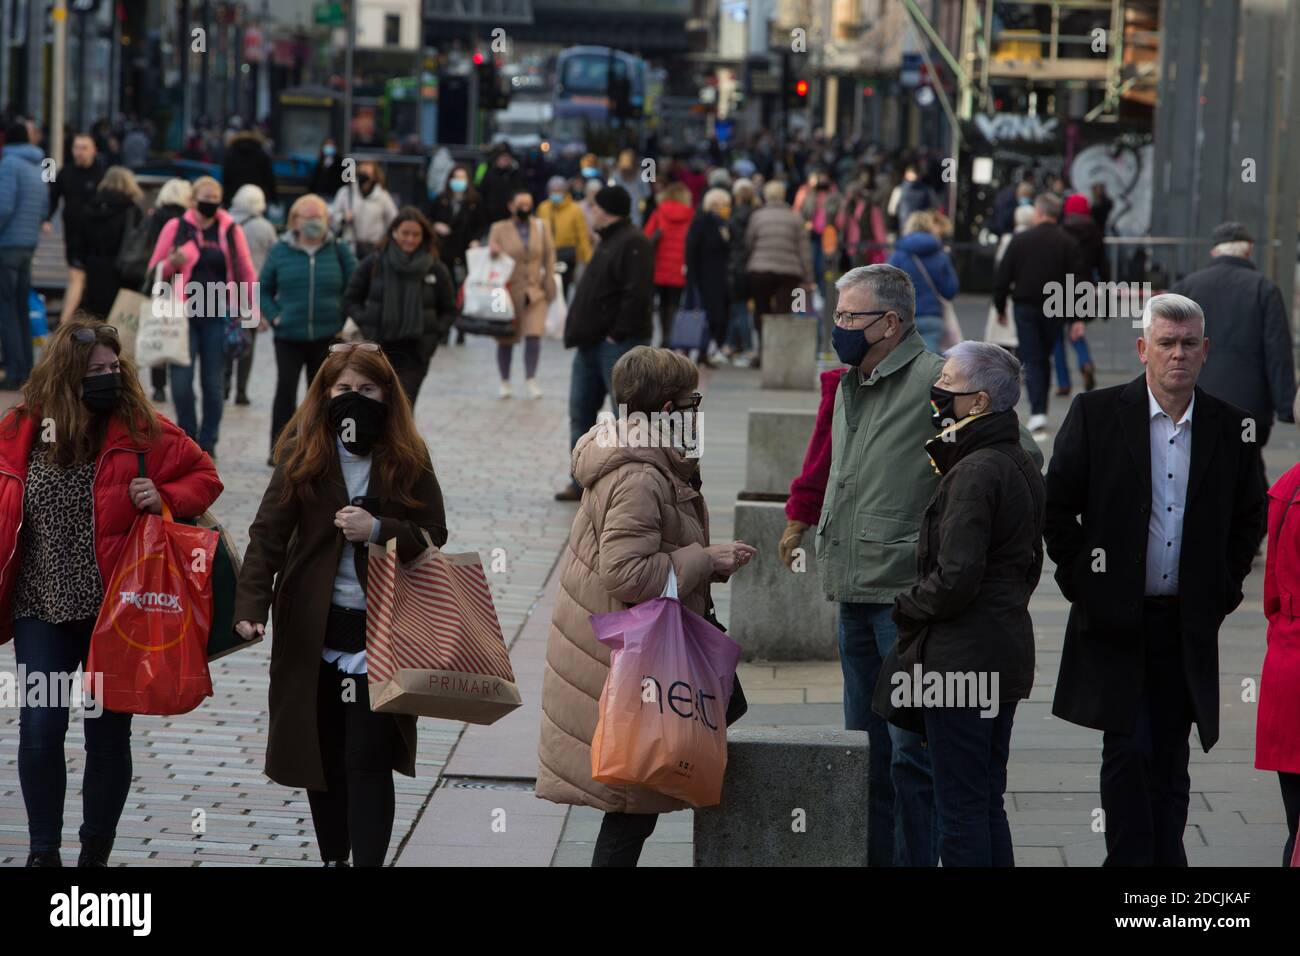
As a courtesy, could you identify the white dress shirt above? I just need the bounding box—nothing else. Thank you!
[321,438,383,675]
[1146,386,1194,596]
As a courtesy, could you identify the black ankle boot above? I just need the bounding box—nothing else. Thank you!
[26,850,62,867]
[322,860,351,867]
[77,837,114,867]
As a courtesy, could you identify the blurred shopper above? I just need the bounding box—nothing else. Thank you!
[330,161,398,260]
[746,180,813,344]
[478,143,524,227]
[139,178,193,402]
[537,346,755,866]
[1171,221,1296,509]
[610,148,651,227]
[225,184,278,405]
[45,133,104,322]
[888,165,933,234]
[643,181,693,346]
[73,166,145,317]
[725,178,758,362]
[891,343,1045,866]
[344,207,454,406]
[0,119,49,390]
[556,186,654,500]
[487,189,557,399]
[796,170,841,297]
[234,345,447,867]
[1055,192,1106,395]
[221,129,278,211]
[992,193,1085,439]
[147,175,258,458]
[580,177,605,247]
[889,210,958,353]
[983,205,1034,350]
[3,319,221,867]
[427,164,485,286]
[837,177,888,269]
[260,194,358,463]
[684,187,732,365]
[1090,182,1113,233]
[538,175,591,287]
[309,138,346,198]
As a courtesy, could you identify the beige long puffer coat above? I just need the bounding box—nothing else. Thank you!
[536,426,714,814]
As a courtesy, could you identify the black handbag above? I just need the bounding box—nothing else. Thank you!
[704,604,748,727]
[871,621,927,735]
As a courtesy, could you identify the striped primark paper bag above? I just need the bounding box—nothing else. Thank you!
[364,534,521,724]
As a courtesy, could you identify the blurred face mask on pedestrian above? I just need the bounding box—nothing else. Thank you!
[82,343,123,413]
[549,191,566,205]
[322,142,336,159]
[194,187,221,219]
[392,220,425,254]
[449,173,468,193]
[298,213,327,241]
[581,165,600,179]
[513,195,533,219]
[716,204,732,221]
[1137,314,1209,396]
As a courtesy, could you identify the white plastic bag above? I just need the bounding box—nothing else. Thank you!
[461,246,516,322]
[660,567,678,600]
[136,265,192,368]
[544,272,566,340]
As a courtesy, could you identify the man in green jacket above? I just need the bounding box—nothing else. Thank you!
[816,264,1042,867]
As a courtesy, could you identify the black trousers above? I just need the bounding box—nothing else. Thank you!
[385,337,429,406]
[306,659,402,866]
[592,811,659,867]
[271,337,332,452]
[655,284,683,347]
[1280,772,1300,867]
[747,271,802,330]
[1099,599,1195,866]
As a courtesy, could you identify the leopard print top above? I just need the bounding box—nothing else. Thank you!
[13,444,103,623]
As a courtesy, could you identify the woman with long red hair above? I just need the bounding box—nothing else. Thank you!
[0,317,222,867]
[233,342,447,867]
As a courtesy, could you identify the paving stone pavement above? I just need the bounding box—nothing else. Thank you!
[0,330,578,866]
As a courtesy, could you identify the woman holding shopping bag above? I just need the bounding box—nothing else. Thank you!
[0,318,222,867]
[486,189,557,399]
[233,343,448,867]
[536,346,756,867]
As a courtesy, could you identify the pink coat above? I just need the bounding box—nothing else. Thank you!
[147,207,260,320]
[1257,462,1300,773]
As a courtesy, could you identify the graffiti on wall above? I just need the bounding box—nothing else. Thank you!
[1070,142,1153,237]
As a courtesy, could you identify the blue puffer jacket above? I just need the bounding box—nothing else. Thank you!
[889,231,959,318]
[258,231,357,342]
[0,144,50,249]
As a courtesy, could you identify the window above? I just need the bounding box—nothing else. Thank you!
[384,14,401,46]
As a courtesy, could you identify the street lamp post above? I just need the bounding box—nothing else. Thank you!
[342,0,355,156]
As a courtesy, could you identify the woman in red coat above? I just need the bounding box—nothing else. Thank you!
[643,182,694,346]
[1257,450,1300,866]
[0,318,222,868]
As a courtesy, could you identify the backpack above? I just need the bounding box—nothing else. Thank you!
[114,207,151,290]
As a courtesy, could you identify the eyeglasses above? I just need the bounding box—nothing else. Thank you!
[672,392,703,411]
[329,342,382,354]
[833,310,890,329]
[71,325,119,344]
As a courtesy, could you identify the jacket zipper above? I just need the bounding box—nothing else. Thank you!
[0,467,24,587]
[308,250,317,340]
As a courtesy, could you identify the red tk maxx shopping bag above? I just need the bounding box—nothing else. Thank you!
[85,509,219,715]
[589,596,742,808]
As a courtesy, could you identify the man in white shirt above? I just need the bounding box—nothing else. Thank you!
[1044,293,1266,865]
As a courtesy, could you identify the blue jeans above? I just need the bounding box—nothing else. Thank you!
[923,702,1018,867]
[839,602,938,866]
[567,337,649,455]
[915,315,944,353]
[169,315,227,451]
[1053,326,1094,388]
[726,300,753,353]
[1013,304,1057,415]
[14,617,134,853]
[0,247,35,385]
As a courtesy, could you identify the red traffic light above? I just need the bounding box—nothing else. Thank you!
[795,79,809,97]
[472,51,485,65]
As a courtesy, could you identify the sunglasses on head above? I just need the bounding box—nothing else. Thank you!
[71,325,119,344]
[329,342,382,354]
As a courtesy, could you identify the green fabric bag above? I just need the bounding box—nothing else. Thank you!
[136,453,254,660]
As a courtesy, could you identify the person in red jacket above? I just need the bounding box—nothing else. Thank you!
[779,368,843,565]
[643,182,694,346]
[1257,422,1300,866]
[0,318,222,867]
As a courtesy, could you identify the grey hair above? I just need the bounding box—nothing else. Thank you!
[1034,192,1062,220]
[835,264,915,327]
[1141,292,1205,339]
[701,187,731,214]
[156,177,193,208]
[1212,240,1252,258]
[945,341,1023,413]
[762,180,787,204]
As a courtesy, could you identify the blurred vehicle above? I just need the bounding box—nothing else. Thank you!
[551,46,646,151]
[490,99,553,152]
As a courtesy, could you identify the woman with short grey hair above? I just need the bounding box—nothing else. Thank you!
[881,339,1046,866]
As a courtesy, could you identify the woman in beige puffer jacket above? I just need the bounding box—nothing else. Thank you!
[536,346,755,866]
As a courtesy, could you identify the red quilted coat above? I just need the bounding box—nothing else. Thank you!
[1257,462,1300,773]
[644,200,694,288]
[0,408,223,646]
[785,368,845,526]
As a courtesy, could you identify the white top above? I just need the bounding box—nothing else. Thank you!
[1145,386,1194,596]
[321,438,382,675]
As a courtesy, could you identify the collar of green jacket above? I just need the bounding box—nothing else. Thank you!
[854,326,925,387]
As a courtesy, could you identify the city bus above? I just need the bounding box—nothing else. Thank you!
[551,46,647,151]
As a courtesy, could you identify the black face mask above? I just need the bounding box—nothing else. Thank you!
[82,372,123,413]
[515,207,532,220]
[929,384,981,431]
[358,175,373,191]
[327,391,389,456]
[196,200,219,218]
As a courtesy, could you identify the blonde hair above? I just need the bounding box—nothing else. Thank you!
[701,187,731,214]
[903,210,935,235]
[731,178,756,203]
[98,165,143,205]
[612,346,699,416]
[662,182,692,206]
[762,180,786,204]
[156,177,192,208]
[190,175,222,200]
[288,193,329,229]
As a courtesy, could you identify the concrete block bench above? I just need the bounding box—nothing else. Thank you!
[745,409,816,497]
[694,726,869,866]
[760,315,818,391]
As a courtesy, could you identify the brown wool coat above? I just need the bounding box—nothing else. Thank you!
[233,450,448,791]
[488,216,557,344]
[536,426,715,814]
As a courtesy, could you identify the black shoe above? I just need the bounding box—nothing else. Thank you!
[322,860,351,867]
[235,392,251,406]
[554,484,582,502]
[77,838,113,867]
[151,387,166,402]
[26,850,62,867]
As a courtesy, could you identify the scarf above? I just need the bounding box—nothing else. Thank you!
[380,242,434,338]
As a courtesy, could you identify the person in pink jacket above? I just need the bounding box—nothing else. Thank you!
[779,368,844,566]
[146,175,258,458]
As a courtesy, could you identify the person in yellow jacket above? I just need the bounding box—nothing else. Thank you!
[538,175,592,287]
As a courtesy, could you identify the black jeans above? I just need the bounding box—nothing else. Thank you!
[592,811,658,867]
[306,659,402,866]
[271,336,332,451]
[13,617,133,853]
[224,328,258,398]
[1280,772,1300,867]
[655,284,682,347]
[384,337,428,406]
[747,271,802,329]
[1099,599,1195,866]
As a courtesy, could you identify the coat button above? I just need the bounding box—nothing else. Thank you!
[832,538,839,545]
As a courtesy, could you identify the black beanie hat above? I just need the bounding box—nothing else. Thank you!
[594,185,631,217]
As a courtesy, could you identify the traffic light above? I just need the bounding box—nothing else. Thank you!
[786,77,810,109]
[475,54,509,111]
